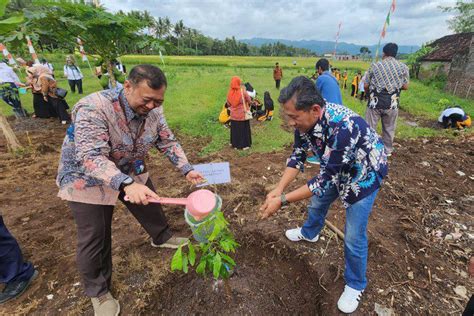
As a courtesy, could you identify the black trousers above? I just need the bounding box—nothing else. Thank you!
[68,79,83,94]
[275,79,281,89]
[69,180,172,297]
[442,113,464,128]
[0,215,34,284]
[50,97,70,122]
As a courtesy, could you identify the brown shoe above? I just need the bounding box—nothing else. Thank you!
[91,292,120,316]
[151,236,189,249]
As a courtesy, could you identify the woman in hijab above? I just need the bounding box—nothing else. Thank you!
[26,64,55,118]
[27,64,70,123]
[227,76,252,150]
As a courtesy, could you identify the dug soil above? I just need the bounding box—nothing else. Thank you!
[0,118,472,315]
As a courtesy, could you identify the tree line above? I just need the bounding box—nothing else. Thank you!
[2,0,313,57]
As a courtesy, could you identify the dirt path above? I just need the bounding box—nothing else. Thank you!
[0,118,472,315]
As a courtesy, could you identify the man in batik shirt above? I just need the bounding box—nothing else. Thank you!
[56,64,204,316]
[364,43,409,156]
[260,76,387,314]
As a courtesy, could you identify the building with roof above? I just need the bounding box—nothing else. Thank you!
[420,32,473,99]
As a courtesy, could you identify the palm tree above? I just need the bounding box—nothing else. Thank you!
[173,19,184,54]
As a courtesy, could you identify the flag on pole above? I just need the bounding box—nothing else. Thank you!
[25,36,40,64]
[333,21,343,59]
[77,37,88,62]
[0,43,16,65]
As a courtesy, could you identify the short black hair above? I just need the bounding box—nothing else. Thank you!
[278,76,326,111]
[275,62,279,65]
[128,64,167,90]
[315,58,329,71]
[383,43,398,57]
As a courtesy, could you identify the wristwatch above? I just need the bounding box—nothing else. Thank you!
[119,177,134,191]
[280,194,289,207]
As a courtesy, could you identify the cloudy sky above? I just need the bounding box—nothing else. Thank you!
[101,0,458,45]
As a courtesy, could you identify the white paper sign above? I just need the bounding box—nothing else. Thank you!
[192,162,231,187]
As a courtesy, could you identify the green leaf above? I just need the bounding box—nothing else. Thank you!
[188,243,196,266]
[196,259,206,275]
[219,252,236,267]
[0,0,8,17]
[182,253,188,274]
[212,253,222,279]
[170,245,183,271]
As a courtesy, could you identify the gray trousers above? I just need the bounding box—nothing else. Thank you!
[365,108,398,155]
[69,180,172,297]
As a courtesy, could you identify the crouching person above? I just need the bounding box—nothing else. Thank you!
[56,64,204,316]
[259,76,388,313]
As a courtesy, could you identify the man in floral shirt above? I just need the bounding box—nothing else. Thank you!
[56,64,204,316]
[260,76,387,314]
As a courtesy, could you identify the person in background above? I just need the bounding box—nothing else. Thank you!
[0,214,38,304]
[351,71,361,97]
[438,106,471,129]
[273,62,283,90]
[64,56,83,94]
[260,76,387,314]
[258,91,274,121]
[342,70,348,89]
[359,71,368,101]
[364,43,409,157]
[315,58,342,104]
[228,76,252,150]
[0,60,27,118]
[114,59,126,74]
[26,64,55,119]
[27,64,70,123]
[40,58,54,77]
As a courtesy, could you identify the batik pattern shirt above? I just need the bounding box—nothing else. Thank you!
[366,57,409,110]
[287,103,388,207]
[57,88,193,205]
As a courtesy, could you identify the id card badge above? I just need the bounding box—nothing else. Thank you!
[133,159,146,175]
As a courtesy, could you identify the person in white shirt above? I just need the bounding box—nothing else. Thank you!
[0,60,27,117]
[63,56,83,94]
[438,106,471,129]
[40,58,54,77]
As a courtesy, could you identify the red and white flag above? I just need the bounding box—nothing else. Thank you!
[25,36,40,64]
[77,37,88,62]
[0,43,16,65]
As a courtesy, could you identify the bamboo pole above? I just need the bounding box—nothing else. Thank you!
[325,219,345,240]
[0,114,22,151]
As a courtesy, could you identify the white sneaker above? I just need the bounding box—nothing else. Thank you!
[285,227,319,242]
[337,285,363,313]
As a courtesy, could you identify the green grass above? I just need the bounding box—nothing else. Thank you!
[2,54,472,154]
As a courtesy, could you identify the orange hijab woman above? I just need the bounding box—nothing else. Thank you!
[226,76,252,149]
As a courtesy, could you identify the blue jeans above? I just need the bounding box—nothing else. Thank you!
[301,186,379,291]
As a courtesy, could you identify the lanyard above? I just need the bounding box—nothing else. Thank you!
[118,96,146,155]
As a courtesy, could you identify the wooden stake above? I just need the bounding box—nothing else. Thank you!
[0,114,22,151]
[325,219,345,240]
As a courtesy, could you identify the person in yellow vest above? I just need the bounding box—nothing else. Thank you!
[342,70,348,89]
[334,68,341,82]
[351,71,361,97]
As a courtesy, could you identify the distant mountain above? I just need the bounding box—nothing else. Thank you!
[240,38,419,56]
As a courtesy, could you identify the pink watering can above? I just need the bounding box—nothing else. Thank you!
[125,189,217,220]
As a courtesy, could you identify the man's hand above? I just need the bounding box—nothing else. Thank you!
[186,170,205,185]
[266,187,283,200]
[124,182,160,205]
[259,196,282,219]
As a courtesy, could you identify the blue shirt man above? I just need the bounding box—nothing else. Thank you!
[260,76,387,314]
[315,58,343,104]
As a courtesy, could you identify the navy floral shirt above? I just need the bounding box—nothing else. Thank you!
[287,102,388,207]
